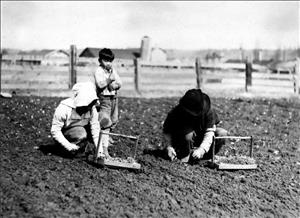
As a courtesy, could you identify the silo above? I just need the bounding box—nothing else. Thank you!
[239,47,245,62]
[140,36,151,61]
[254,49,262,62]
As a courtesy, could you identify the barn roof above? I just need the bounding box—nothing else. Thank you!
[151,47,167,53]
[268,59,297,71]
[43,50,69,57]
[18,49,54,56]
[79,47,140,59]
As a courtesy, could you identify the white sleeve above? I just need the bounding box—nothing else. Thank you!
[112,68,122,87]
[50,104,73,149]
[89,105,100,148]
[94,68,109,89]
[199,125,216,152]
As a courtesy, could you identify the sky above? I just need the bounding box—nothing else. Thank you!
[1,1,299,51]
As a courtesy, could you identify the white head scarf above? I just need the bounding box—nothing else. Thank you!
[72,82,98,107]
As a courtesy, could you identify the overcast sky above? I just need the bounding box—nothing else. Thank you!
[1,1,299,50]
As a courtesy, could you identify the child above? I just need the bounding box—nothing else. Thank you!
[93,48,122,154]
[162,89,227,162]
[50,82,103,157]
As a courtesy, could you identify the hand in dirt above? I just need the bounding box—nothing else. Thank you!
[65,143,80,151]
[166,146,177,161]
[192,147,206,159]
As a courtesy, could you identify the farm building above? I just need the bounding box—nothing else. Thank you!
[1,49,69,66]
[42,50,69,66]
[268,59,298,74]
[150,47,167,62]
[1,49,20,65]
[204,51,225,63]
[78,47,140,66]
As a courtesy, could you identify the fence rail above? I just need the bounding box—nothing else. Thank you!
[0,58,299,98]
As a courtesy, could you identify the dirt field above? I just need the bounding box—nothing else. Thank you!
[0,95,299,217]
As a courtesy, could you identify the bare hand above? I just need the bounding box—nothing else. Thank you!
[108,82,120,91]
[192,147,206,159]
[107,84,114,91]
[166,146,177,161]
[66,143,80,151]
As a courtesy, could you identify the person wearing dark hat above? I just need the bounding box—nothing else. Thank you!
[93,48,122,146]
[161,89,227,163]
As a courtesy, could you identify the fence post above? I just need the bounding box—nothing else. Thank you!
[134,58,141,94]
[69,45,77,89]
[245,60,252,92]
[195,57,203,89]
[295,58,300,95]
[0,52,2,93]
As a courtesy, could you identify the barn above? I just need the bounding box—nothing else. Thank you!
[2,49,69,66]
[78,47,140,66]
[268,59,298,74]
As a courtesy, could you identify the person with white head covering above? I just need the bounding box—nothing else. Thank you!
[50,82,106,157]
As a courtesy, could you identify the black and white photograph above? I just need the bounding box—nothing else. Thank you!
[1,1,299,217]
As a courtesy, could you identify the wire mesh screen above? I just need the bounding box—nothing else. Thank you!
[216,138,252,157]
[107,133,138,160]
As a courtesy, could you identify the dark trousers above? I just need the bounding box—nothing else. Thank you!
[173,128,227,160]
[39,126,93,158]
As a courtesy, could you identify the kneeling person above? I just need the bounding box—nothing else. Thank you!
[50,82,101,156]
[162,89,227,162]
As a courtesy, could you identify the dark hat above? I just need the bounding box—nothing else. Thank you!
[179,89,211,116]
[99,48,115,61]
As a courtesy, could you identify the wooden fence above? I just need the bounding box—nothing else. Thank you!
[131,58,299,97]
[0,57,299,98]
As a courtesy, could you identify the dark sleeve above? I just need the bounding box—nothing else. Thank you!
[204,108,220,129]
[163,110,174,134]
[164,107,195,136]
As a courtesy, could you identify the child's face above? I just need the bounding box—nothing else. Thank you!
[99,59,112,71]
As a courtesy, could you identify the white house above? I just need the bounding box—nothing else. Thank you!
[150,47,167,62]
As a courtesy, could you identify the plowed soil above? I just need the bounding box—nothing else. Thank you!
[1,96,299,217]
